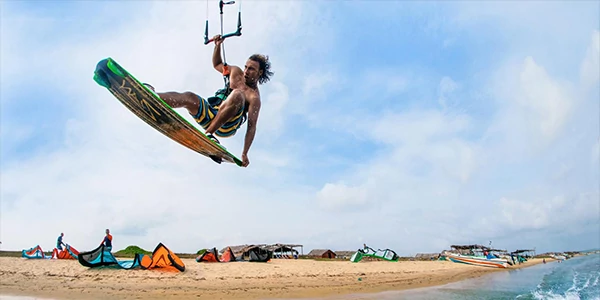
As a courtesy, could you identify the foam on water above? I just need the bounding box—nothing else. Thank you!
[523,254,600,300]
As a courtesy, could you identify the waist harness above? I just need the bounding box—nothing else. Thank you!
[206,65,248,126]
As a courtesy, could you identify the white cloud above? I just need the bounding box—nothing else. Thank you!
[493,193,600,233]
[518,57,572,140]
[580,30,600,90]
[438,76,459,110]
[300,71,338,107]
[316,182,370,211]
[497,197,551,230]
[288,68,347,129]
[362,69,410,97]
[483,55,575,162]
[256,81,289,141]
[366,110,471,146]
[310,108,479,218]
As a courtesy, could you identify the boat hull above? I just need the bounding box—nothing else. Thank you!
[446,253,509,268]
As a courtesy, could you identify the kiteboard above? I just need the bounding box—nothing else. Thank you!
[93,57,243,166]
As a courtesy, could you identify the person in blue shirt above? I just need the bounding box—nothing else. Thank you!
[56,233,65,250]
[102,229,113,252]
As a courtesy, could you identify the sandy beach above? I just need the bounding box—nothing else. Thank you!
[0,257,546,300]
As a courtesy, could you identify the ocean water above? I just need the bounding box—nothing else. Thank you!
[288,253,600,300]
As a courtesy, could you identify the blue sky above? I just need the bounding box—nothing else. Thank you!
[1,0,598,256]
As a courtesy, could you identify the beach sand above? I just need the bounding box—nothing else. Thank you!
[0,257,545,300]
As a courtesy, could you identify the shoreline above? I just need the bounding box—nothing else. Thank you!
[0,257,547,300]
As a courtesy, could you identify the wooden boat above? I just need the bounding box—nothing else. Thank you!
[444,252,509,268]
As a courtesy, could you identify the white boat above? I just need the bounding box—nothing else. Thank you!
[444,252,509,268]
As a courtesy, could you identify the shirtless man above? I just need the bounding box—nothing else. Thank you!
[146,34,273,167]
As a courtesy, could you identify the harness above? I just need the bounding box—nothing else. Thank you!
[206,65,248,127]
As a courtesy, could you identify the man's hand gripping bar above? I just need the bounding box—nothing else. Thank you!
[204,0,242,45]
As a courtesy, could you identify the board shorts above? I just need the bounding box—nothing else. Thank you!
[191,95,245,137]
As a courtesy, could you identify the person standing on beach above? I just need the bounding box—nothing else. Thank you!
[56,233,65,250]
[101,229,113,252]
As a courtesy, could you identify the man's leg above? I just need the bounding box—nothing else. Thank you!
[205,89,245,135]
[156,91,201,116]
[144,84,201,116]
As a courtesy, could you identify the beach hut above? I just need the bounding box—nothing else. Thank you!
[219,244,273,262]
[308,249,336,259]
[414,253,441,260]
[266,244,302,259]
[335,251,356,259]
[220,244,259,258]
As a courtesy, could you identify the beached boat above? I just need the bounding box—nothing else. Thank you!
[551,254,566,261]
[444,252,509,268]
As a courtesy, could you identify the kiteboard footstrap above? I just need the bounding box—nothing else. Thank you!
[207,134,224,164]
[142,83,156,92]
[207,133,220,144]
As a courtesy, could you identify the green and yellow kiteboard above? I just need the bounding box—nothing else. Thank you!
[93,57,243,166]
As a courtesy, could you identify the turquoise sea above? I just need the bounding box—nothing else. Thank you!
[284,253,600,300]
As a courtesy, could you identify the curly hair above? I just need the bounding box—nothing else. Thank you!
[248,54,273,85]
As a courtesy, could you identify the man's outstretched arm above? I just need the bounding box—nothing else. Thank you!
[241,100,261,167]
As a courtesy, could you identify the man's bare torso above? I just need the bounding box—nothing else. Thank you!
[229,66,260,108]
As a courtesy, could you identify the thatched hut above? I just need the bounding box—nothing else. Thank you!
[220,243,304,260]
[335,251,356,259]
[265,243,303,258]
[307,249,336,259]
[414,253,441,260]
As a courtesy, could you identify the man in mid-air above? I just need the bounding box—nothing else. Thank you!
[145,34,273,167]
